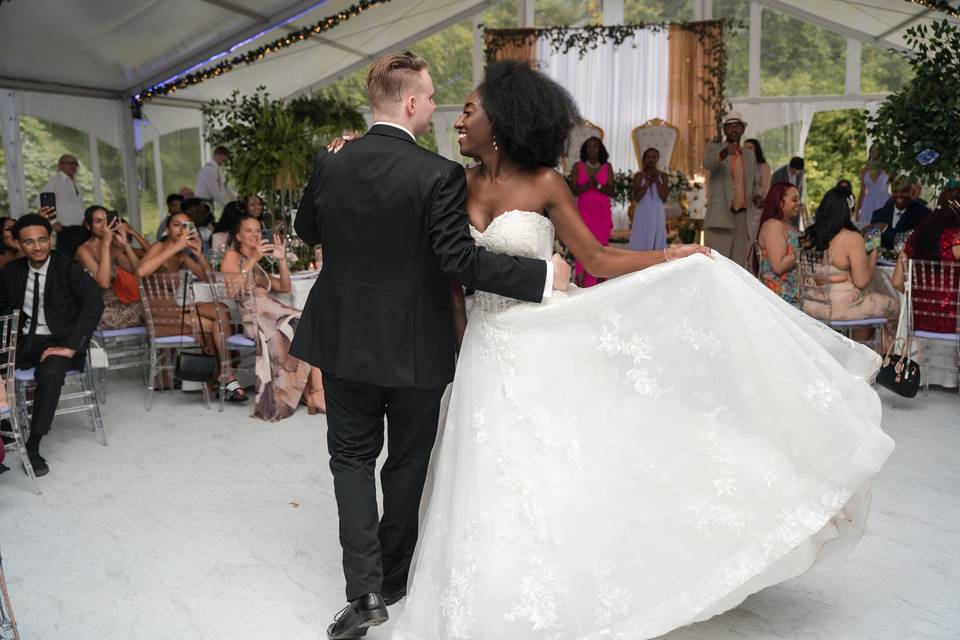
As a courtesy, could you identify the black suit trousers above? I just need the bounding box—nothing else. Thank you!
[18,335,73,438]
[322,371,445,601]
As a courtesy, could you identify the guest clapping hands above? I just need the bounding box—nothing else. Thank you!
[628,148,670,251]
[568,136,615,287]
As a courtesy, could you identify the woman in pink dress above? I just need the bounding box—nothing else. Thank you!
[568,136,614,287]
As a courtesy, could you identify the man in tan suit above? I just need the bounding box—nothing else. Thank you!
[703,112,762,266]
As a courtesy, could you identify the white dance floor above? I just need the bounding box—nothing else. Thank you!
[1,374,957,640]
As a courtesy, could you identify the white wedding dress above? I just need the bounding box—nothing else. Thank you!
[391,210,894,640]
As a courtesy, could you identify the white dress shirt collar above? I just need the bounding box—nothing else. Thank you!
[372,121,416,142]
[29,256,51,277]
[892,205,906,227]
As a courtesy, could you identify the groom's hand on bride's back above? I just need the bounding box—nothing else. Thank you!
[551,254,571,291]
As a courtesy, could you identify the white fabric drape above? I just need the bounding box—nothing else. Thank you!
[536,29,670,175]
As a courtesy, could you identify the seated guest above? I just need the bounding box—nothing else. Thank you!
[802,188,899,324]
[772,157,805,200]
[892,187,960,333]
[0,214,104,476]
[156,193,185,242]
[137,212,247,402]
[220,214,324,420]
[211,200,245,256]
[241,194,274,229]
[181,198,216,249]
[75,206,150,330]
[0,216,21,269]
[870,175,931,249]
[752,183,802,304]
[836,179,853,193]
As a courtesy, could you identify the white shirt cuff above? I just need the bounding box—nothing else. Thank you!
[542,259,553,299]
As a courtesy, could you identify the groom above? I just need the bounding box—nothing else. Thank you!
[291,51,570,640]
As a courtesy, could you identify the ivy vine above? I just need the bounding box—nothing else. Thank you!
[484,20,739,139]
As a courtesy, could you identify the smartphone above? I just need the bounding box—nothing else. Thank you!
[181,220,196,236]
[40,191,57,214]
[862,223,884,253]
[106,211,119,227]
[261,228,274,242]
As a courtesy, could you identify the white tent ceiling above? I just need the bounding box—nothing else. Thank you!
[0,0,493,104]
[754,0,959,53]
[2,0,957,106]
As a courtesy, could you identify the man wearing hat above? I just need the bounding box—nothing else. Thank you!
[703,112,762,266]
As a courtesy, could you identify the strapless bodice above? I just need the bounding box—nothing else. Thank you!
[470,210,556,313]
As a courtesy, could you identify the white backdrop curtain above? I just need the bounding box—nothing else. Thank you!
[536,29,669,176]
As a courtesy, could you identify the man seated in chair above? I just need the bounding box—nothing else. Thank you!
[870,175,931,250]
[0,214,104,477]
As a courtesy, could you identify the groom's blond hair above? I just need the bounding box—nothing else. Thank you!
[367,51,429,112]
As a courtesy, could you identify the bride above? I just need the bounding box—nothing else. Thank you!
[386,61,894,640]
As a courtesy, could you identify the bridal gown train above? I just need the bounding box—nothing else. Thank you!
[391,210,894,640]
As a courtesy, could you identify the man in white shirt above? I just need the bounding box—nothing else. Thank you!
[39,154,89,258]
[195,146,236,210]
[0,214,104,477]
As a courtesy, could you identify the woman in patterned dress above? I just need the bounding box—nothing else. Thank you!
[75,205,149,329]
[220,214,325,420]
[752,183,802,304]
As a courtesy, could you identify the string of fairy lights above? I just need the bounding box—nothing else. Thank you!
[130,0,392,116]
[905,0,960,18]
[0,0,942,115]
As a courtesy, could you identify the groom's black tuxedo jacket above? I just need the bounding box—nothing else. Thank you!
[291,124,547,388]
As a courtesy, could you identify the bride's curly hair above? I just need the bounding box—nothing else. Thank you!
[478,61,580,169]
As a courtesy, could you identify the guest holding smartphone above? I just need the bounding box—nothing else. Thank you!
[137,212,247,402]
[39,154,89,258]
[220,214,325,419]
[75,206,151,330]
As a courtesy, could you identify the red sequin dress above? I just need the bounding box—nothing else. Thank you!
[905,228,960,334]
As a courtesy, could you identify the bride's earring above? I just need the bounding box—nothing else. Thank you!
[492,136,498,151]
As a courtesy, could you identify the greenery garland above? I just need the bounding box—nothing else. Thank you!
[131,0,392,117]
[484,20,737,139]
[904,0,960,19]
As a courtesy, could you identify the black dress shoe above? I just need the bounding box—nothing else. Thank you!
[327,593,387,640]
[26,454,48,477]
[382,587,406,607]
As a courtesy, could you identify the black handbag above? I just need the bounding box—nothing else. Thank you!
[876,336,922,398]
[174,272,218,383]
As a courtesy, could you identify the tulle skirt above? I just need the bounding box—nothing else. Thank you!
[392,254,894,640]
